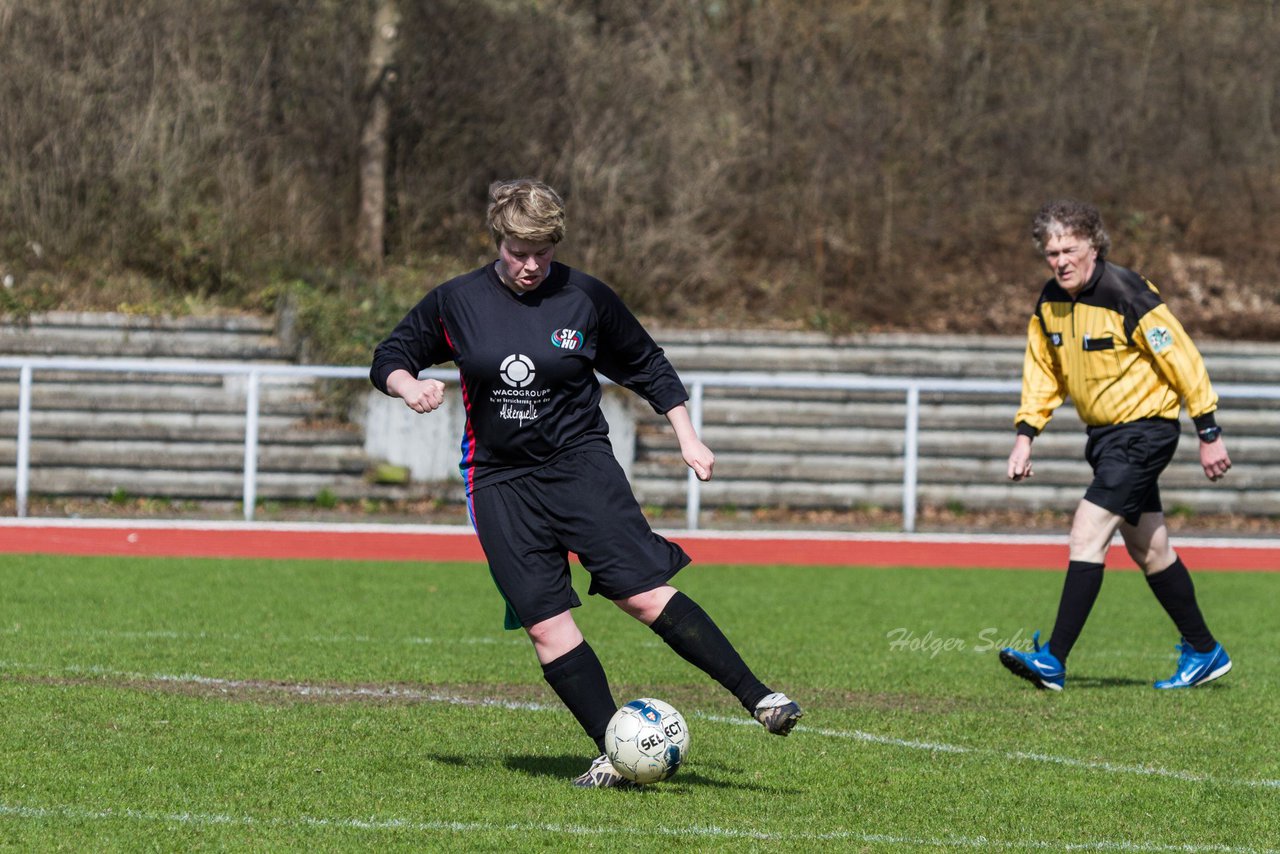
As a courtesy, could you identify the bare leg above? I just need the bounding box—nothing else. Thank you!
[1046,499,1125,662]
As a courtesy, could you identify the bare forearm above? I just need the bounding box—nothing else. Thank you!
[665,403,714,481]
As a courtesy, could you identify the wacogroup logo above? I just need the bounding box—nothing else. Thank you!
[551,328,584,350]
[499,354,536,388]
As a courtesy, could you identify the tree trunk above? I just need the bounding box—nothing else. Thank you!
[355,0,400,271]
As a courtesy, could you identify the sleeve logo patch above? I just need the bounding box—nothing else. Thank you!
[551,328,584,350]
[1146,326,1174,354]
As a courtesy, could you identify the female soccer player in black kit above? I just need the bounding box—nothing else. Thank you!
[370,178,802,787]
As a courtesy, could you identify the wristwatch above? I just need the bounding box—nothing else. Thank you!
[1197,425,1222,443]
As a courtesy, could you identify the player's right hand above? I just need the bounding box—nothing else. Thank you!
[1007,436,1034,481]
[400,378,446,413]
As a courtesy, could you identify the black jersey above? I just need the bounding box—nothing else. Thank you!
[370,261,688,493]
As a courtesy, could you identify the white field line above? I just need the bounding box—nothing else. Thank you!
[4,660,1278,791]
[712,717,1280,790]
[2,516,1276,551]
[0,625,531,648]
[0,804,1276,853]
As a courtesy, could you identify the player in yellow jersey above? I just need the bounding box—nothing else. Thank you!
[999,199,1233,691]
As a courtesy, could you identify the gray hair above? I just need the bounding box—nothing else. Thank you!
[1031,199,1110,260]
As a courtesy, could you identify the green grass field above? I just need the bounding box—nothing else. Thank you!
[2,553,1277,852]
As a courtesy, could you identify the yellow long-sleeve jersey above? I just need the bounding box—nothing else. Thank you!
[1015,261,1218,435]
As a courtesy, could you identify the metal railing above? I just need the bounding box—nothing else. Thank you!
[0,357,453,522]
[673,372,1028,532]
[4,356,1280,530]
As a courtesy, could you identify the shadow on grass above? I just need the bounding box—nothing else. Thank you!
[502,754,780,792]
[1070,674,1234,690]
[1068,675,1155,688]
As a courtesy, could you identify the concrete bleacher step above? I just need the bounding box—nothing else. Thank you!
[634,451,1280,488]
[659,329,1280,383]
[632,475,1280,516]
[0,312,290,361]
[0,467,429,502]
[0,439,367,473]
[641,425,1088,457]
[661,331,1028,377]
[0,424,361,451]
[0,411,337,441]
[0,390,321,419]
[658,387,1280,432]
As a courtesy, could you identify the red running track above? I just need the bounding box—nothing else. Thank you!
[0,521,1275,571]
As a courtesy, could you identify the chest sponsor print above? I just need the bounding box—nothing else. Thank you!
[499,353,536,387]
[495,353,549,426]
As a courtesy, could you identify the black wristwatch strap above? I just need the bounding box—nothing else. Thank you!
[1198,425,1222,443]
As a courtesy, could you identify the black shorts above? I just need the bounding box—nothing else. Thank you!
[467,449,690,630]
[1083,418,1180,526]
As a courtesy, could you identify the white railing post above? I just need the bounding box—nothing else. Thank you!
[685,380,704,530]
[242,368,261,521]
[15,364,32,518]
[902,383,920,533]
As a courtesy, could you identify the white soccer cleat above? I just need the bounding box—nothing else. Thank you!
[572,753,642,789]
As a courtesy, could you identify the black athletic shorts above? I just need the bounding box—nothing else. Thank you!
[1083,418,1180,526]
[467,449,691,630]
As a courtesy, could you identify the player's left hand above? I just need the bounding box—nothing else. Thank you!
[681,439,715,481]
[1200,438,1231,482]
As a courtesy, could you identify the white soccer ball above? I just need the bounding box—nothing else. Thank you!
[604,697,690,784]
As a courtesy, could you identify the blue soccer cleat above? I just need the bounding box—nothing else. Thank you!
[1154,640,1232,689]
[999,630,1065,691]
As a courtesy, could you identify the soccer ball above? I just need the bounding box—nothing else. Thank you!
[604,698,690,784]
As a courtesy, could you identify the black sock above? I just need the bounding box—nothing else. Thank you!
[1047,560,1105,664]
[1145,558,1216,652]
[541,641,616,753]
[649,591,770,712]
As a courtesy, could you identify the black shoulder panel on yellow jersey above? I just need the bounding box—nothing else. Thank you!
[1075,262,1163,345]
[1032,278,1066,338]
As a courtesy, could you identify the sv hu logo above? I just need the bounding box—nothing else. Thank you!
[551,328,583,350]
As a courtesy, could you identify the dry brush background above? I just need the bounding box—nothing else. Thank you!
[2,0,1278,338]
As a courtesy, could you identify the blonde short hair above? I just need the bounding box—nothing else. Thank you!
[486,178,566,248]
